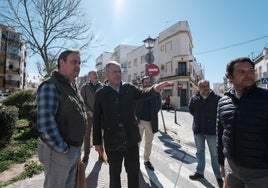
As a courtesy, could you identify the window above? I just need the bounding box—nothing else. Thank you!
[166,61,172,73]
[258,66,262,79]
[128,61,132,68]
[134,58,137,67]
[141,55,145,64]
[165,41,172,53]
[178,62,187,76]
[141,71,145,77]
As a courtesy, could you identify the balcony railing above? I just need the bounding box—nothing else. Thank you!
[5,80,20,88]
[5,69,20,75]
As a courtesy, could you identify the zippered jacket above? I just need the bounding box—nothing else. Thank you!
[217,84,268,169]
[189,91,221,135]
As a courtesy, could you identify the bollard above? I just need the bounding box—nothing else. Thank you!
[174,108,177,124]
[160,108,167,134]
[174,108,180,125]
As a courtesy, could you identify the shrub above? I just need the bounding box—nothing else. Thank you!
[0,105,19,148]
[2,89,37,119]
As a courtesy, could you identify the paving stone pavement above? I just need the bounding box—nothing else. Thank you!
[5,148,157,188]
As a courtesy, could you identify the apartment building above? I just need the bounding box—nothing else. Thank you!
[254,48,268,89]
[0,24,28,94]
[95,45,138,82]
[95,21,204,109]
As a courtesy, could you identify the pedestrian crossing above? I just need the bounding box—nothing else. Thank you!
[138,132,220,188]
[144,133,220,188]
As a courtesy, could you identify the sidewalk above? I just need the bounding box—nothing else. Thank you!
[5,148,162,188]
[5,110,210,188]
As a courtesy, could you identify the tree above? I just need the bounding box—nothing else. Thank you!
[0,0,97,78]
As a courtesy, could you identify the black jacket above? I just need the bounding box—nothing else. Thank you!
[136,94,161,133]
[93,82,159,151]
[217,84,268,169]
[188,91,221,135]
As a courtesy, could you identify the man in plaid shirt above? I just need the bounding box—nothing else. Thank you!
[37,49,87,188]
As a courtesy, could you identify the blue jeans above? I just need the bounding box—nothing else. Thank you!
[194,134,221,179]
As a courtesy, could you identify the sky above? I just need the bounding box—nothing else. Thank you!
[28,0,268,85]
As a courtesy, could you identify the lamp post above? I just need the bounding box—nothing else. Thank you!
[143,36,156,84]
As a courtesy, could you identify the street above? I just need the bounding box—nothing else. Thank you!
[141,109,220,188]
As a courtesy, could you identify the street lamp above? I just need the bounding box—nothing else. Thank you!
[143,36,156,84]
[143,36,156,50]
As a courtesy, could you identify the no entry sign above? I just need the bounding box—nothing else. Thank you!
[146,63,160,76]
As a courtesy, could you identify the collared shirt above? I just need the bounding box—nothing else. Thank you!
[37,82,68,153]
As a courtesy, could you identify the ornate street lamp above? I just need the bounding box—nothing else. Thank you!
[143,36,156,50]
[143,36,156,84]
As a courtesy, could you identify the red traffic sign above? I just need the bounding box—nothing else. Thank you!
[177,83,183,89]
[146,63,160,76]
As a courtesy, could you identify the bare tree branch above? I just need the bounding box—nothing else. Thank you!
[0,0,98,77]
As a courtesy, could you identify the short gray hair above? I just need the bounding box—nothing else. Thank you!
[198,79,209,87]
[105,61,121,72]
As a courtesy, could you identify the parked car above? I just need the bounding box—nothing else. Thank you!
[0,93,9,102]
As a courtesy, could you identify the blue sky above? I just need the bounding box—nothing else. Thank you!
[28,0,268,85]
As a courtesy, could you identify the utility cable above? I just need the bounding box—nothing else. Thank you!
[194,35,268,55]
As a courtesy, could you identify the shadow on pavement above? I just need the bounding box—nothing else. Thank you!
[139,172,158,188]
[158,131,196,164]
[143,168,164,188]
[86,160,104,188]
[197,178,217,188]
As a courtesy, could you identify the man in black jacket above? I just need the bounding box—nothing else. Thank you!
[93,61,172,188]
[136,76,161,171]
[189,80,223,188]
[217,57,268,188]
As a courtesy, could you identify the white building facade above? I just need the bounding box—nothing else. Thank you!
[95,21,204,109]
[254,48,268,89]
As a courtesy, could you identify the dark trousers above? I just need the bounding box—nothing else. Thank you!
[106,144,140,188]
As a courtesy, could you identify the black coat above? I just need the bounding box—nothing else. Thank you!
[188,91,221,135]
[93,82,159,151]
[217,84,268,169]
[136,94,161,133]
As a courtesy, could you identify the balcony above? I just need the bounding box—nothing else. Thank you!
[5,80,20,88]
[5,68,20,75]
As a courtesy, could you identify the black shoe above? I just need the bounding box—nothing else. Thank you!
[216,178,223,188]
[189,172,204,180]
[144,161,154,171]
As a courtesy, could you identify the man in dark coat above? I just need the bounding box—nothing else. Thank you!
[80,70,103,162]
[189,79,223,188]
[136,76,161,171]
[93,61,172,188]
[217,57,268,188]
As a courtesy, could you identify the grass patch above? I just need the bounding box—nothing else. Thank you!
[0,138,38,172]
[0,126,39,172]
[0,161,43,187]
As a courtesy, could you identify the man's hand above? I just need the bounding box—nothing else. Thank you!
[220,165,225,177]
[82,154,89,163]
[87,111,93,118]
[153,81,173,93]
[95,145,104,154]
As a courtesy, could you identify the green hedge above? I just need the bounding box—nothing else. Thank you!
[2,89,37,119]
[0,105,19,148]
